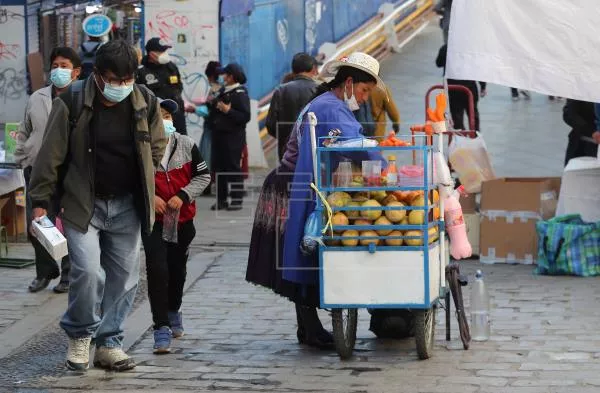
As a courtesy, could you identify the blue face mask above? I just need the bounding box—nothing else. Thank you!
[50,68,73,88]
[163,119,176,136]
[97,75,134,103]
[217,75,224,85]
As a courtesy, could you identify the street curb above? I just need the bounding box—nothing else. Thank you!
[122,251,223,351]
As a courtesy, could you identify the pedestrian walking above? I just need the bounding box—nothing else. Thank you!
[16,47,80,293]
[198,61,224,195]
[266,53,319,161]
[209,63,251,211]
[246,52,385,349]
[79,35,105,80]
[28,39,167,372]
[510,87,531,101]
[144,98,210,354]
[436,44,485,130]
[137,37,187,135]
[563,99,598,166]
[370,84,400,137]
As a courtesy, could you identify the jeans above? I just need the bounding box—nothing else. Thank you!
[60,194,141,348]
[24,166,70,281]
[142,220,195,328]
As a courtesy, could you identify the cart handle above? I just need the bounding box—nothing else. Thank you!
[425,84,476,132]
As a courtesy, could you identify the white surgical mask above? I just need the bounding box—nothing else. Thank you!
[344,83,360,111]
[50,68,73,88]
[163,119,176,136]
[158,52,171,65]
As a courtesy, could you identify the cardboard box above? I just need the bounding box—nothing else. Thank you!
[479,177,560,264]
[32,216,68,261]
[460,193,477,214]
[464,213,480,256]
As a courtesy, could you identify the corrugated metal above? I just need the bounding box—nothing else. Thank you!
[26,0,41,53]
[331,0,387,41]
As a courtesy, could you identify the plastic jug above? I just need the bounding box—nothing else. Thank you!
[470,269,490,341]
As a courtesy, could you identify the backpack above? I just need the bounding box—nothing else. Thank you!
[80,42,101,80]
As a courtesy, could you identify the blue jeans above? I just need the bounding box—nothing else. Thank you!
[60,194,141,348]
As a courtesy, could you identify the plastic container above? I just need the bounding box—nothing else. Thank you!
[362,160,382,186]
[470,269,490,341]
[336,160,353,187]
[399,165,424,187]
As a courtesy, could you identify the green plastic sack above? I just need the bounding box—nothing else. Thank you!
[536,214,600,277]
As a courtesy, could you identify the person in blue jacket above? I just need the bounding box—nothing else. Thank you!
[247,52,385,349]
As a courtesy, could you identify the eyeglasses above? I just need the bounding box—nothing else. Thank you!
[100,75,135,88]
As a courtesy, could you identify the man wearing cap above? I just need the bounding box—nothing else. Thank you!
[266,53,319,160]
[137,37,187,135]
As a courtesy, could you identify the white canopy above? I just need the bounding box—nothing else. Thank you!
[446,0,600,102]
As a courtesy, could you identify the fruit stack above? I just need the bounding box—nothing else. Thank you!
[325,189,440,248]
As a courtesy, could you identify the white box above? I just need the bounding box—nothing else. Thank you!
[321,244,445,307]
[32,216,68,261]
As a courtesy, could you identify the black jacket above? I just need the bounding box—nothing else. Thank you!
[136,57,184,107]
[563,99,598,165]
[209,85,251,135]
[266,75,318,159]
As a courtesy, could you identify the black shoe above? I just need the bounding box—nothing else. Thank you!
[53,281,69,293]
[29,278,51,293]
[210,202,228,211]
[302,329,335,350]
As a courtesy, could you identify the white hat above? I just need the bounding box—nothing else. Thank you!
[319,52,384,89]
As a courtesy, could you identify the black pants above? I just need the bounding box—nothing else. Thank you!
[24,166,70,281]
[449,85,480,131]
[212,132,245,205]
[142,220,196,328]
[173,107,187,136]
[565,132,598,166]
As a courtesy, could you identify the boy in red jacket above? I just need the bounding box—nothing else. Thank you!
[144,98,210,353]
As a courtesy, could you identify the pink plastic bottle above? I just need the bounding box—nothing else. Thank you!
[444,186,472,259]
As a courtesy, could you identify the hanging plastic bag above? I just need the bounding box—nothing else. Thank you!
[432,151,454,199]
[448,133,495,193]
[162,207,180,243]
[299,183,333,256]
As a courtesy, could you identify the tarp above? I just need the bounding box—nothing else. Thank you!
[446,0,600,103]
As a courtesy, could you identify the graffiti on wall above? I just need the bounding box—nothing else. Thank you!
[0,6,27,124]
[305,0,324,54]
[146,6,218,103]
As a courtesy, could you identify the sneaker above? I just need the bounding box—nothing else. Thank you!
[168,311,184,338]
[520,90,531,100]
[153,326,172,354]
[93,347,136,371]
[66,336,91,371]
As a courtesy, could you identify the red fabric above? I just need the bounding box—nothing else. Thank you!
[155,162,196,224]
[241,143,249,180]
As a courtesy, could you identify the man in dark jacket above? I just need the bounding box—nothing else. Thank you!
[563,99,599,166]
[266,53,318,160]
[137,37,187,135]
[436,44,486,131]
[29,40,166,372]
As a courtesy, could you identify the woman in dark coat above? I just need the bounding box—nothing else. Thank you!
[246,53,385,349]
[209,63,251,211]
[563,99,598,166]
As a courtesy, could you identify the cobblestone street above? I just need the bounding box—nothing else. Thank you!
[35,251,600,393]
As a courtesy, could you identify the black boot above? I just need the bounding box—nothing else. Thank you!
[295,304,334,349]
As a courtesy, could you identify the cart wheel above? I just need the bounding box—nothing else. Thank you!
[414,307,436,360]
[331,308,358,360]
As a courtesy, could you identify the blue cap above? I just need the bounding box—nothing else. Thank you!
[158,98,178,114]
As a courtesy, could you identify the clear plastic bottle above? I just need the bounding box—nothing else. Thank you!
[470,269,490,341]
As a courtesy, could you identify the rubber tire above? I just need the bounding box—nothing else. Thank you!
[414,307,436,360]
[332,308,358,360]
